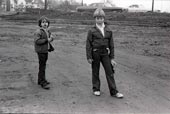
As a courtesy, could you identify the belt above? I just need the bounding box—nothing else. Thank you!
[93,47,109,52]
[93,46,108,50]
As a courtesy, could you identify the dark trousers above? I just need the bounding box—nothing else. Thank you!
[92,49,118,95]
[37,53,48,84]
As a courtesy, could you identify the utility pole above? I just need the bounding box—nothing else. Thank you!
[0,0,2,7]
[81,0,83,6]
[44,0,47,10]
[152,0,154,12]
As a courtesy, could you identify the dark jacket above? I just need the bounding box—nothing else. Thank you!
[34,28,51,53]
[86,24,114,60]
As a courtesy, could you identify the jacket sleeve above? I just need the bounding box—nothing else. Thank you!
[86,30,93,60]
[109,32,114,59]
[48,30,54,42]
[34,29,48,45]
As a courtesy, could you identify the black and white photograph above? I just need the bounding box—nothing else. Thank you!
[0,0,170,113]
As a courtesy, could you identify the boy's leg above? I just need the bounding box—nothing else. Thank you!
[92,51,101,92]
[101,55,118,95]
[37,53,48,85]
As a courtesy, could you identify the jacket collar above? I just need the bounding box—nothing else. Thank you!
[40,27,49,31]
[92,22,111,32]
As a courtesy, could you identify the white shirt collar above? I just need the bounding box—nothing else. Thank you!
[96,23,105,29]
[96,23,105,37]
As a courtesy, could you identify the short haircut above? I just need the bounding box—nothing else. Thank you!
[93,8,105,18]
[38,16,50,27]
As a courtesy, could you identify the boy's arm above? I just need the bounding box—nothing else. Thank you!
[86,30,93,60]
[34,30,48,45]
[48,31,54,42]
[109,32,114,59]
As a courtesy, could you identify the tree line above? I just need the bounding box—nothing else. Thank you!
[0,0,82,10]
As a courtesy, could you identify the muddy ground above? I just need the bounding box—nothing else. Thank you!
[0,16,170,113]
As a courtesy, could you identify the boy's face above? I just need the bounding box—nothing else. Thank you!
[41,19,48,28]
[95,16,104,24]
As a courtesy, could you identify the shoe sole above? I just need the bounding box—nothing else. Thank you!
[112,95,123,99]
[41,86,50,90]
[93,93,100,96]
[38,82,50,85]
[39,83,50,90]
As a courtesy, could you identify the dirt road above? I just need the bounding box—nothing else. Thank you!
[0,19,170,113]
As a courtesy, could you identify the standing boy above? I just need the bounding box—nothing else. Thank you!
[34,16,54,90]
[86,8,123,98]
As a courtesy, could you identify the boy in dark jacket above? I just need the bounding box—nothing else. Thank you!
[86,8,123,98]
[34,16,54,89]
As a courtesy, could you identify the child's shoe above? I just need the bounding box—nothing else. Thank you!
[40,83,50,90]
[93,91,101,96]
[112,92,124,98]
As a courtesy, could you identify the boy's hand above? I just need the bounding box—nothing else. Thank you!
[48,34,55,42]
[50,34,55,39]
[111,59,117,66]
[87,59,93,64]
[106,48,110,54]
[48,37,53,42]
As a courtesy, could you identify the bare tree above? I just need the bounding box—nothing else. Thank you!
[44,0,47,10]
[14,0,18,5]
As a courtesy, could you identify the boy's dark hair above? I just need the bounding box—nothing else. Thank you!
[38,16,50,27]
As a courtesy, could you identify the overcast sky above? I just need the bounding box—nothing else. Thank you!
[82,0,170,12]
[18,0,170,12]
